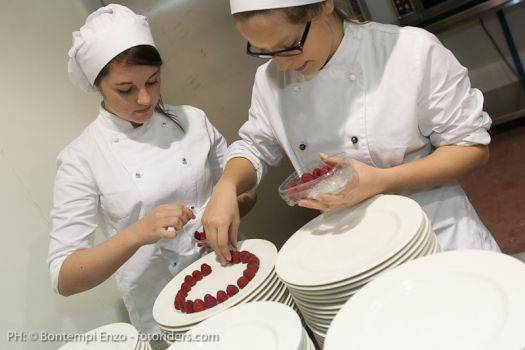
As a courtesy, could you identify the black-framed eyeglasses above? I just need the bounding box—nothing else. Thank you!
[246,21,311,58]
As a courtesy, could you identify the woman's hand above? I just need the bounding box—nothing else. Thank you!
[128,204,195,246]
[202,180,240,264]
[298,153,388,211]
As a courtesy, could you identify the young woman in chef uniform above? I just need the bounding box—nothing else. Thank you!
[202,0,500,264]
[47,4,255,342]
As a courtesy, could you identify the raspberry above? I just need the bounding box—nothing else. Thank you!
[194,231,201,240]
[193,299,206,312]
[174,297,183,310]
[184,275,196,287]
[313,167,323,178]
[301,173,315,183]
[226,284,239,297]
[184,300,194,314]
[201,263,212,276]
[181,282,191,293]
[237,276,249,289]
[176,290,187,300]
[320,165,332,175]
[247,255,260,265]
[247,262,259,274]
[240,251,251,263]
[231,251,241,264]
[216,290,228,303]
[192,270,203,281]
[204,294,218,308]
[243,269,255,281]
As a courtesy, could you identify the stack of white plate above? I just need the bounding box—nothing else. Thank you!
[153,239,295,345]
[171,301,315,350]
[325,250,525,350]
[275,195,440,347]
[59,323,151,350]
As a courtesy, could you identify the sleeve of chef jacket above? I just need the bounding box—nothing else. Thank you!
[47,146,98,294]
[226,71,284,188]
[202,110,228,184]
[416,31,492,147]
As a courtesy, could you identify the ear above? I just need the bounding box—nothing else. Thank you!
[323,0,335,15]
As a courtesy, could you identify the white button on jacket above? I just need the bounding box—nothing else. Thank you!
[227,21,500,252]
[47,104,227,334]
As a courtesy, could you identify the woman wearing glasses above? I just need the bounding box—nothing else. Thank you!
[203,0,500,264]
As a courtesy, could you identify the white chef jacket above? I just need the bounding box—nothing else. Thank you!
[47,104,227,334]
[227,21,500,252]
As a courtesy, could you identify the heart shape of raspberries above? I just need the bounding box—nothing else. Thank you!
[174,250,260,313]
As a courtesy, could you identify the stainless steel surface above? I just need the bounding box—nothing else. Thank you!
[423,0,525,33]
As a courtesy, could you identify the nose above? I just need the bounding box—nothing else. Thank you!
[274,56,293,71]
[137,87,151,106]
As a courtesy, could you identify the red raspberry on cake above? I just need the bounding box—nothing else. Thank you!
[192,270,203,281]
[313,167,323,178]
[200,263,212,276]
[193,299,206,312]
[237,276,249,289]
[204,294,218,308]
[194,231,201,241]
[216,290,228,303]
[226,284,239,297]
[184,300,194,314]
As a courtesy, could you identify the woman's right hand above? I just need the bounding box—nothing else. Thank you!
[202,180,240,264]
[128,204,195,246]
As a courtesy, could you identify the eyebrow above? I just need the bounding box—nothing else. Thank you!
[114,70,160,86]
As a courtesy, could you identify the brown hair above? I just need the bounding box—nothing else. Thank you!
[233,0,364,24]
[94,45,183,131]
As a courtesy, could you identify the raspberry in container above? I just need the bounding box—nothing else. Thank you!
[278,153,359,206]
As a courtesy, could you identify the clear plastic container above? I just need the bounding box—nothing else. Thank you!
[278,154,359,206]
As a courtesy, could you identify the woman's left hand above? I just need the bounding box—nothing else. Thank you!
[298,153,389,211]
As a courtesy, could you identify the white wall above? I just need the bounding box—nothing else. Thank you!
[0,1,129,349]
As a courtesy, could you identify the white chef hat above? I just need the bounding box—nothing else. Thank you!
[230,0,324,14]
[67,4,156,92]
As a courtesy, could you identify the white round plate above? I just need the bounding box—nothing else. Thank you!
[173,302,303,350]
[286,213,431,293]
[276,195,424,286]
[291,225,436,305]
[153,239,277,327]
[325,250,525,350]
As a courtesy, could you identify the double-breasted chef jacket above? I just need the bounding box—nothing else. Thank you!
[48,104,227,334]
